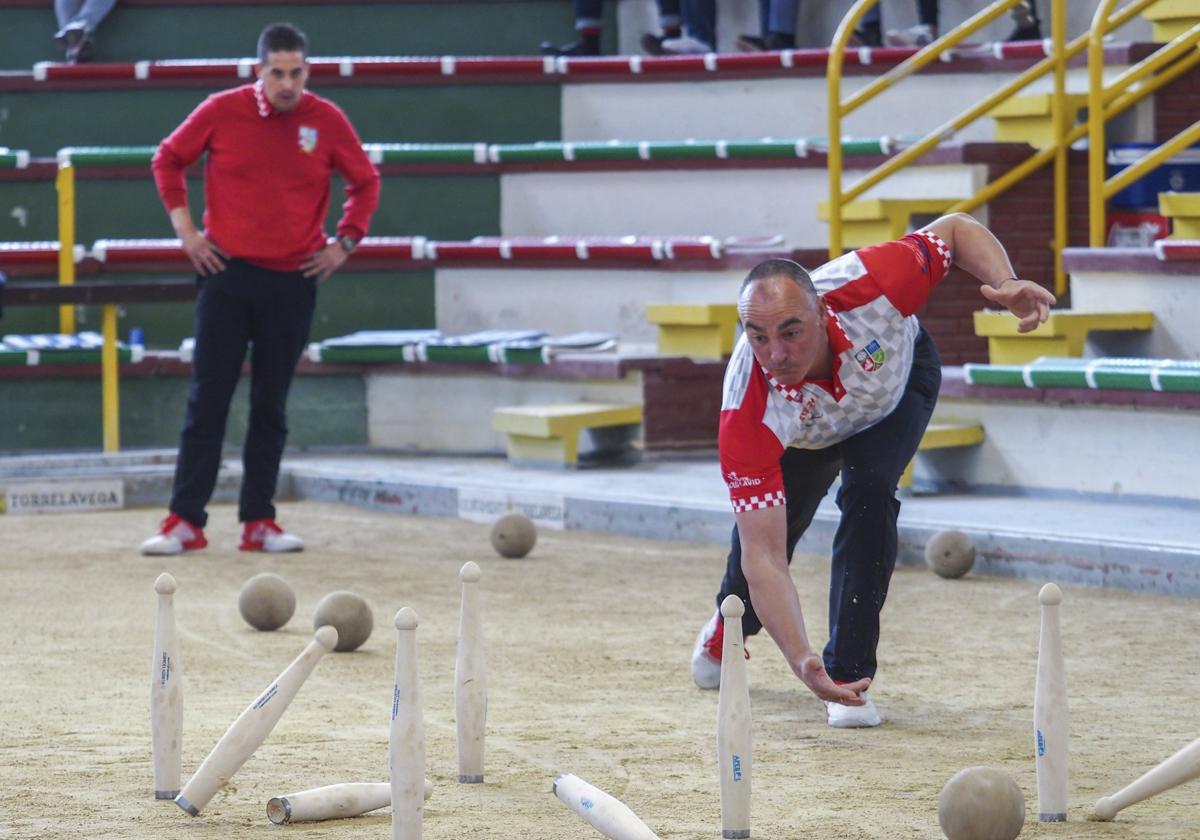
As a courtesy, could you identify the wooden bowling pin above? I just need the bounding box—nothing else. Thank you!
[718,594,751,839]
[552,773,661,840]
[150,572,182,800]
[1093,738,1200,821]
[455,561,486,783]
[1034,582,1069,822]
[174,625,338,816]
[391,607,425,840]
[266,779,433,824]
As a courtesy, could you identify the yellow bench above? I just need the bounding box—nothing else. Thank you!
[817,198,956,247]
[900,419,985,489]
[492,402,644,467]
[973,310,1155,364]
[1159,192,1200,239]
[645,303,739,359]
[988,93,1089,148]
[1144,0,1200,41]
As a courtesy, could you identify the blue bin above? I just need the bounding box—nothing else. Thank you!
[1108,143,1200,208]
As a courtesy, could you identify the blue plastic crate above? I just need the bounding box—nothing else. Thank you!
[1108,143,1200,208]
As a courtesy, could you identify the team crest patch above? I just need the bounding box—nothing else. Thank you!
[298,126,318,154]
[854,339,887,372]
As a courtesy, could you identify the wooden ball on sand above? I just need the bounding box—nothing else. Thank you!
[490,512,537,558]
[313,590,374,652]
[925,529,976,579]
[238,572,296,631]
[938,766,1025,840]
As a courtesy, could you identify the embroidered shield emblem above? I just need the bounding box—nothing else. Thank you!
[298,126,318,154]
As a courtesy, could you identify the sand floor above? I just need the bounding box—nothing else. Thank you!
[1,501,1198,840]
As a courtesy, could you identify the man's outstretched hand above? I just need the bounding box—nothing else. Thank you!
[980,278,1057,333]
[798,653,870,705]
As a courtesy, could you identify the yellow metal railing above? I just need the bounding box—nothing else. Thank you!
[1089,5,1200,245]
[828,0,1197,297]
[55,159,122,452]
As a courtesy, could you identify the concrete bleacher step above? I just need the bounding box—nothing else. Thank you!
[816,198,958,247]
[1144,0,1200,41]
[644,303,739,359]
[972,309,1156,364]
[987,92,1091,147]
[492,402,644,467]
[899,418,984,489]
[1158,191,1200,238]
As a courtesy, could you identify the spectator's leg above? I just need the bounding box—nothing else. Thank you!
[238,269,317,524]
[168,267,253,529]
[822,329,941,683]
[766,0,798,47]
[657,0,682,37]
[682,0,717,50]
[54,0,80,31]
[718,446,841,638]
[74,0,117,31]
[541,0,603,56]
[917,0,939,28]
[856,4,882,46]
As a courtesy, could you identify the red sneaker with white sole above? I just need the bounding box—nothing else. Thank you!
[239,519,304,553]
[140,513,207,556]
[690,608,750,689]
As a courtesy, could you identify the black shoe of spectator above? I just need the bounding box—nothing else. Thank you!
[539,36,601,57]
[764,31,796,50]
[1007,1,1042,41]
[1006,22,1042,41]
[67,32,95,63]
[850,23,883,47]
[735,34,767,51]
[641,29,682,55]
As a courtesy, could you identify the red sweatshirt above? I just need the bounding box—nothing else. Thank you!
[152,82,380,272]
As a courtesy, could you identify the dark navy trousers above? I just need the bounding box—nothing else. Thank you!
[169,259,316,527]
[717,327,942,683]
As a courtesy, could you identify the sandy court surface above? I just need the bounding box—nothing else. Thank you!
[1,501,1199,840]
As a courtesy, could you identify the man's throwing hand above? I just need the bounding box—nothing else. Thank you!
[798,653,871,705]
[979,278,1056,333]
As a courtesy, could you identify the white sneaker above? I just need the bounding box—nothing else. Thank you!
[825,692,882,728]
[690,609,723,690]
[659,35,715,55]
[884,23,935,47]
[240,519,304,553]
[140,513,208,556]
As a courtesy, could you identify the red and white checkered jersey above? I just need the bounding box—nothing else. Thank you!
[718,230,951,513]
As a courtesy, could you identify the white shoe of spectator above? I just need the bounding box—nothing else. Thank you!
[659,35,715,55]
[884,23,935,47]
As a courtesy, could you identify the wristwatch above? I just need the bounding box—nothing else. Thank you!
[334,235,358,255]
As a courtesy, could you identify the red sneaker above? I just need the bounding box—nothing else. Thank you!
[690,608,749,689]
[239,519,304,553]
[139,513,207,556]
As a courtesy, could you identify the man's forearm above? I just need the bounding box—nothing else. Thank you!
[742,551,818,678]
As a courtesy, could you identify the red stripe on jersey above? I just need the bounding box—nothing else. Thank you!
[719,366,786,509]
[854,232,950,316]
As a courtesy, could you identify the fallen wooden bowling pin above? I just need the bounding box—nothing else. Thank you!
[718,594,751,839]
[1034,583,1068,822]
[553,773,661,840]
[391,607,425,840]
[266,779,433,824]
[150,572,182,800]
[1093,737,1200,821]
[174,625,338,816]
[455,561,486,783]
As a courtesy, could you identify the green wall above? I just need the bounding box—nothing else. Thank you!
[0,172,500,243]
[2,3,586,69]
[0,372,368,452]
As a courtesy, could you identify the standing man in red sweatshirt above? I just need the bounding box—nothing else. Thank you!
[141,22,380,555]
